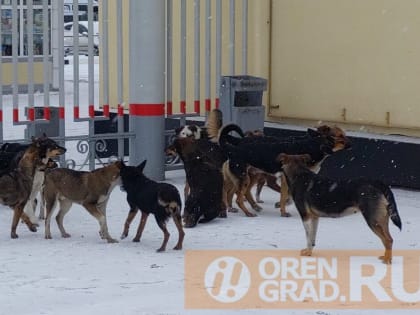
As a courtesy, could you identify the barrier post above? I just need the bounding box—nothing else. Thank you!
[129,0,166,180]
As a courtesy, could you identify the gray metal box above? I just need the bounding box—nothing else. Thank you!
[219,75,267,131]
[25,107,60,138]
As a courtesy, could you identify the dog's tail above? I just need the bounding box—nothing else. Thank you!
[219,123,245,148]
[206,109,224,143]
[378,182,402,231]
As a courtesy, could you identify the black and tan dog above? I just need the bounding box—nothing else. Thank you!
[0,136,63,238]
[215,123,351,217]
[43,161,123,243]
[278,153,402,264]
[171,137,226,227]
[120,160,184,251]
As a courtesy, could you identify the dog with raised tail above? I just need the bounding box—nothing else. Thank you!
[120,160,184,252]
[278,153,402,264]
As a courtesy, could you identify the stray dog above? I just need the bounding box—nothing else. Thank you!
[120,160,184,251]
[0,136,56,238]
[216,124,351,217]
[279,153,402,264]
[43,161,123,243]
[1,136,67,224]
[172,137,225,227]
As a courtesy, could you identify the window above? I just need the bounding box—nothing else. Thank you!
[1,0,51,56]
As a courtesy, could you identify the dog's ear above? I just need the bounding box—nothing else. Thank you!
[137,160,147,172]
[277,153,289,164]
[307,128,320,138]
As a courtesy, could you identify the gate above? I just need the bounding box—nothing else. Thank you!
[0,0,250,176]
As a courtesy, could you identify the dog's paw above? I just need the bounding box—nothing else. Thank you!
[379,255,392,264]
[252,204,263,212]
[173,244,182,250]
[120,233,128,240]
[61,233,71,238]
[245,212,258,217]
[300,248,313,256]
[280,212,291,217]
[11,232,18,239]
[107,238,119,244]
[218,212,227,218]
[29,225,38,233]
[156,247,166,252]
[228,207,239,213]
[132,237,140,243]
[45,235,52,240]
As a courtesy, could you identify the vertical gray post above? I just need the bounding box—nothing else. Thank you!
[215,0,222,109]
[117,0,124,159]
[205,0,211,113]
[193,0,200,114]
[0,1,2,143]
[229,0,235,75]
[129,0,165,180]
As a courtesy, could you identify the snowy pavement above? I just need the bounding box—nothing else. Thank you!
[0,167,419,315]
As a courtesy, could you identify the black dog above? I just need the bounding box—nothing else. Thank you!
[120,160,184,252]
[279,153,402,264]
[172,137,225,227]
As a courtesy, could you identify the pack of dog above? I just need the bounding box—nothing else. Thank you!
[278,153,402,264]
[43,160,123,243]
[212,123,351,217]
[120,160,184,251]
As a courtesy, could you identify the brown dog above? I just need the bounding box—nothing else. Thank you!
[279,153,401,264]
[43,161,123,243]
[0,138,46,238]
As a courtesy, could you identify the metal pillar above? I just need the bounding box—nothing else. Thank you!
[129,0,166,180]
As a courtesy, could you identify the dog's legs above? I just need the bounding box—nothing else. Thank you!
[300,217,319,256]
[55,199,73,238]
[245,187,263,212]
[11,204,25,239]
[184,180,190,201]
[20,213,38,232]
[121,205,138,239]
[38,197,45,220]
[255,176,266,203]
[23,198,39,226]
[171,209,185,250]
[366,220,393,264]
[235,177,257,217]
[83,202,118,243]
[279,176,291,217]
[155,219,170,252]
[44,196,58,239]
[133,211,149,242]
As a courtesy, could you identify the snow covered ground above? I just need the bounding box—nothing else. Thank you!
[0,57,419,315]
[0,170,419,315]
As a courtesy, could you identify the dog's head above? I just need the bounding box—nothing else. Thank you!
[33,134,67,159]
[316,125,351,152]
[175,125,203,140]
[277,153,312,175]
[104,160,124,182]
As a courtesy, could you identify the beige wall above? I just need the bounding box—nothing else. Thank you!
[104,0,420,136]
[1,60,49,86]
[268,0,420,136]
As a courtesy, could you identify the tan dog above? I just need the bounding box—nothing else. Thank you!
[43,161,123,243]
